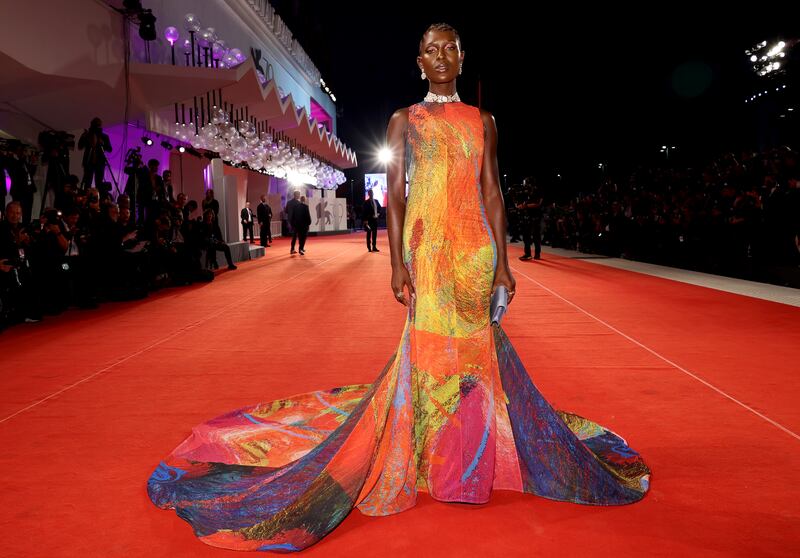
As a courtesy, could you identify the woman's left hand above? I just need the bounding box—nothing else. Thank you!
[492,266,516,304]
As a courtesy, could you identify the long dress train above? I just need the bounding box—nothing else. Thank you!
[147,102,650,552]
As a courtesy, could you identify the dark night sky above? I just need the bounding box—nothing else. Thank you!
[269,2,795,189]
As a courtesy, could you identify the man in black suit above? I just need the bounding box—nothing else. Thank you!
[517,177,544,261]
[285,190,302,254]
[256,194,273,247]
[291,196,312,255]
[362,189,382,252]
[241,201,255,243]
[2,143,37,224]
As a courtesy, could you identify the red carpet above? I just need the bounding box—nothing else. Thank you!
[1,231,798,557]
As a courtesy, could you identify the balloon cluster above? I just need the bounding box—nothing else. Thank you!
[181,13,247,68]
[173,107,344,189]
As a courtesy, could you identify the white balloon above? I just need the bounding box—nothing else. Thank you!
[184,13,201,33]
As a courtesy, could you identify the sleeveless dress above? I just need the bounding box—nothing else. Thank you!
[147,102,650,552]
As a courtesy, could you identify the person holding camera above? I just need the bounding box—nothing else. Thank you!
[78,118,112,188]
[0,201,41,326]
[1,142,38,225]
[61,207,96,309]
[27,207,70,315]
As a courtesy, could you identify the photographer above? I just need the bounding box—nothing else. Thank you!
[56,174,80,214]
[0,202,41,327]
[123,148,149,225]
[78,118,112,188]
[30,208,70,315]
[38,130,75,214]
[1,142,38,225]
[61,207,96,309]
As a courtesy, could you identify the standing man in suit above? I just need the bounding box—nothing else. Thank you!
[2,143,37,224]
[241,201,255,243]
[257,194,273,247]
[362,189,381,252]
[291,195,312,256]
[517,177,544,261]
[285,190,302,254]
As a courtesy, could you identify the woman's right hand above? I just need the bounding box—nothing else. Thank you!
[391,266,415,306]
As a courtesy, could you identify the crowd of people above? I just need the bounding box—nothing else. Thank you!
[508,147,800,284]
[4,120,798,331]
[0,128,243,331]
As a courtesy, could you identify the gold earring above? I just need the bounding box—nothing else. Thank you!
[421,71,427,80]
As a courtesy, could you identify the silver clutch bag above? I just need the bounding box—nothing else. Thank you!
[490,285,509,325]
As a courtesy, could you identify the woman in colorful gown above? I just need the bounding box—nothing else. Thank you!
[147,23,650,552]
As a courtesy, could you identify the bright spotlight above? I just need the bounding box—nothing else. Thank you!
[378,147,392,164]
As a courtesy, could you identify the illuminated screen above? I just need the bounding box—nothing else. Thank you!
[364,173,387,205]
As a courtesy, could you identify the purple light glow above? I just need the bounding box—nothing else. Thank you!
[164,26,180,46]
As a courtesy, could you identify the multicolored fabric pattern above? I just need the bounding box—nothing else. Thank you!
[148,102,650,552]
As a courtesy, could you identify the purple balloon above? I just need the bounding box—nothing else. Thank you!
[164,26,180,45]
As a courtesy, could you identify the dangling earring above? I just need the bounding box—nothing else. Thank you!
[421,71,427,80]
[459,64,463,75]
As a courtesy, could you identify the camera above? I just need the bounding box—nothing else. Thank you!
[42,209,62,226]
[125,147,143,166]
[38,130,75,163]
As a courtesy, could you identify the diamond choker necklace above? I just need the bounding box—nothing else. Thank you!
[424,91,461,103]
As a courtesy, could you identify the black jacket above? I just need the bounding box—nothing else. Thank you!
[362,198,382,221]
[256,201,272,224]
[291,202,312,230]
[78,128,112,167]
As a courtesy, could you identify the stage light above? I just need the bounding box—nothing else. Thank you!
[160,140,173,150]
[178,145,186,153]
[138,9,157,41]
[122,0,142,11]
[378,147,392,164]
[142,136,153,146]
